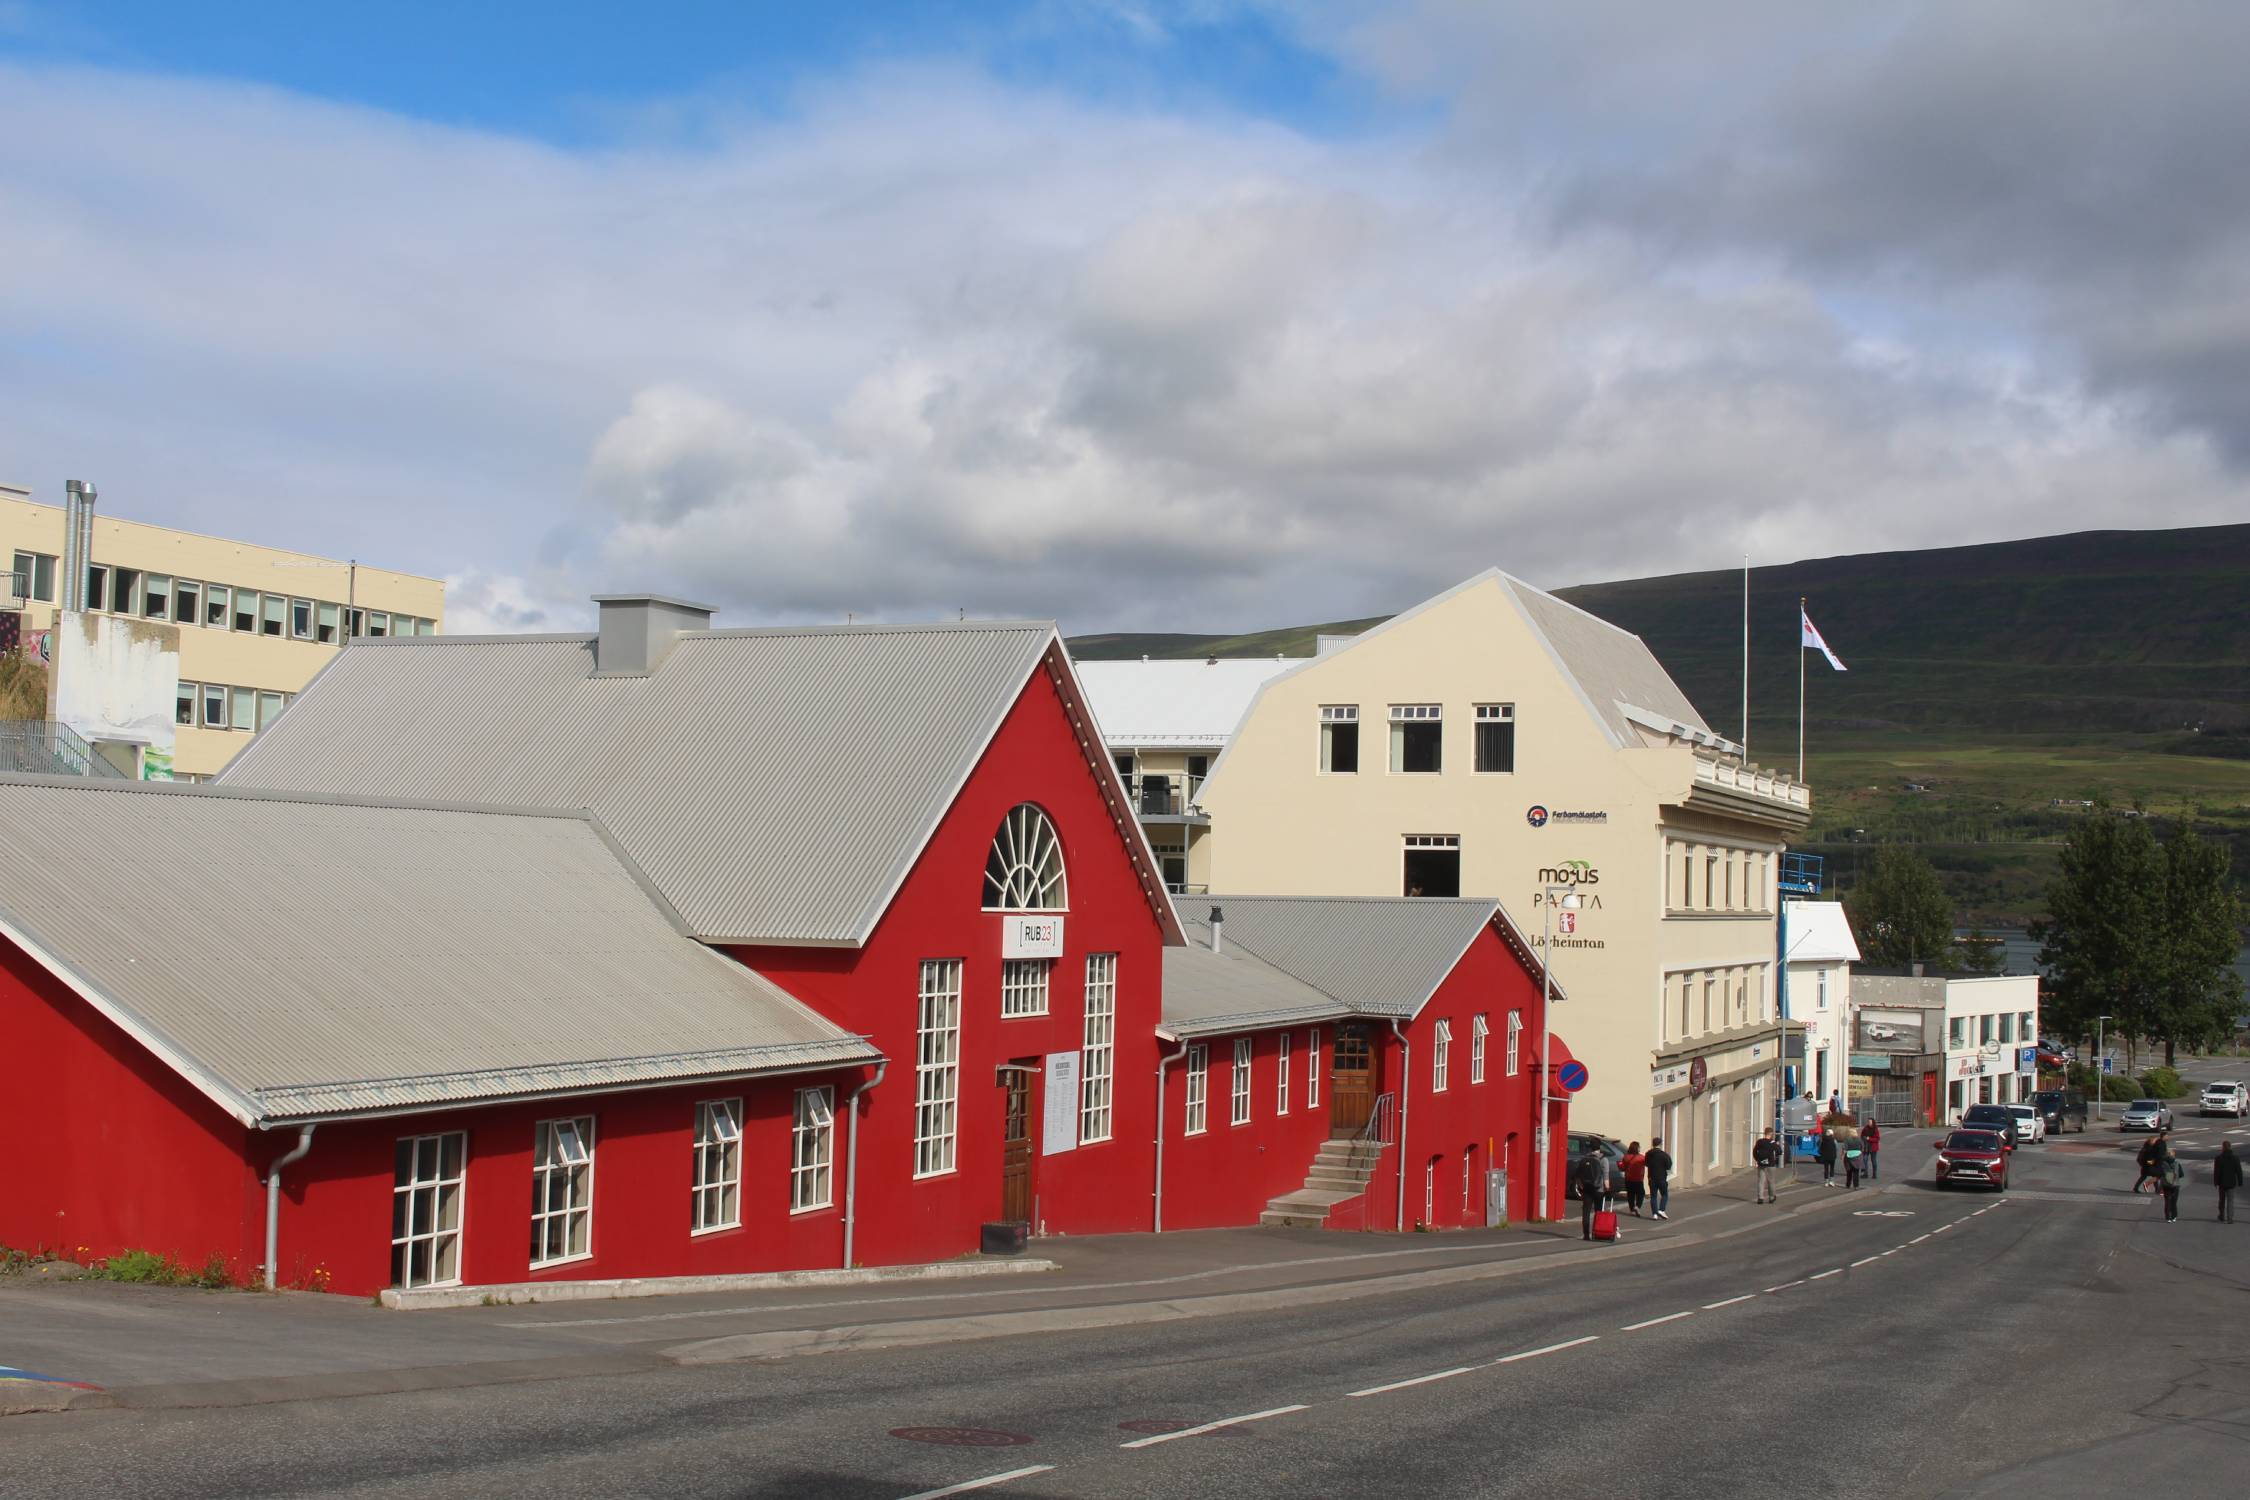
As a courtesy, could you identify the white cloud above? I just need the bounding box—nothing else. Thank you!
[1,29,2244,641]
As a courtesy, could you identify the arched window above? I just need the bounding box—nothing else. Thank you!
[983,804,1067,911]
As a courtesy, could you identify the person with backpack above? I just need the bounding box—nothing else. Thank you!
[2157,1137,2184,1222]
[1752,1128,1781,1203]
[1817,1128,1838,1185]
[1863,1122,1882,1180]
[1842,1129,1863,1190]
[1576,1151,1609,1240]
[1644,1138,1673,1220]
[1620,1142,1649,1216]
[2216,1142,2243,1224]
[2133,1135,2160,1194]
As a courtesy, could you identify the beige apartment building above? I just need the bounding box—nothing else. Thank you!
[1197,570,1811,1184]
[3,483,443,779]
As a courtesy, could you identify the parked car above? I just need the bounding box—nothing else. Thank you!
[2004,1103,2046,1143]
[2033,1088,2088,1134]
[2199,1081,2249,1118]
[2035,1041,2071,1071]
[1934,1130,2010,1191]
[1960,1103,2020,1148]
[1565,1132,1627,1200]
[2119,1099,2174,1132]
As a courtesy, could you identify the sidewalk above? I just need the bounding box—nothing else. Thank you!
[1,1162,1870,1416]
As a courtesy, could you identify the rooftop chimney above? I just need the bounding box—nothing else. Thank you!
[591,593,716,676]
[1209,904,1224,955]
[61,480,96,611]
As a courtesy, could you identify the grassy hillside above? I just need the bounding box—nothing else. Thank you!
[1068,524,2250,924]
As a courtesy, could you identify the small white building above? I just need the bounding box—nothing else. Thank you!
[1941,974,2041,1117]
[1784,901,1859,1107]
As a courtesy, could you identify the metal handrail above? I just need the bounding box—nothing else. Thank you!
[0,720,131,778]
[1355,1092,1396,1147]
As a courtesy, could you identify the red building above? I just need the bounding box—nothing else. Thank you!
[0,596,1564,1299]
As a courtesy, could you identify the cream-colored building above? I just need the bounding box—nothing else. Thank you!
[3,483,443,779]
[1197,570,1811,1184]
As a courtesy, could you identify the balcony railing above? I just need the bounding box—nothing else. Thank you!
[1694,755,1811,811]
[1126,773,1208,819]
[0,720,131,779]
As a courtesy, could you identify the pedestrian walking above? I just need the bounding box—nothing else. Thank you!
[1621,1142,1649,1216]
[1817,1129,1838,1185]
[1753,1128,1781,1203]
[2158,1138,2183,1222]
[1843,1132,1862,1190]
[1645,1138,1673,1220]
[1576,1152,1609,1240]
[2133,1135,2159,1194]
[2216,1142,2243,1224]
[1864,1122,1882,1181]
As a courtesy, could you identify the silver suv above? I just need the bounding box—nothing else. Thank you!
[2200,1081,2248,1118]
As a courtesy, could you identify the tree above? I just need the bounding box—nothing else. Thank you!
[2151,826,2246,1067]
[0,648,44,720]
[2035,808,2166,1057]
[1846,846,1956,968]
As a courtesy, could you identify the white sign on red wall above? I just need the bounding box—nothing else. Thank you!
[1042,1050,1079,1155]
[1002,914,1064,959]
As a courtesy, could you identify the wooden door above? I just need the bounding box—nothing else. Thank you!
[1001,1065,1034,1223]
[1330,1025,1374,1137]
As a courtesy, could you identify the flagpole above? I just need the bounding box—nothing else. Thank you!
[1741,556,1750,752]
[1797,595,1807,782]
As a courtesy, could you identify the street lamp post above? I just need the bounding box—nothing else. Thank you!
[1534,885,1580,1222]
[2095,1015,2112,1121]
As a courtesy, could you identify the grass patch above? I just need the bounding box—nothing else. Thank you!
[84,1249,238,1289]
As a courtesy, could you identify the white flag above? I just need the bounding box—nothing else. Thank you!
[1800,608,1846,671]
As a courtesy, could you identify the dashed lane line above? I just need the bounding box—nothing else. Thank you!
[1702,1295,1756,1310]
[1912,1234,1932,1243]
[1850,1256,1881,1267]
[1349,1368,1476,1398]
[1493,1336,1600,1365]
[1621,1311,1696,1331]
[1763,1280,1805,1293]
[899,1466,1056,1500]
[1118,1405,1308,1449]
[1809,1268,1843,1280]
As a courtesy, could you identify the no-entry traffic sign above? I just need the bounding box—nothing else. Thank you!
[1556,1060,1590,1093]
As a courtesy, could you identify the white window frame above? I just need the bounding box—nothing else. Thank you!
[691,1097,742,1233]
[1471,1014,1488,1084]
[983,803,1068,911]
[1319,704,1361,774]
[200,682,228,730]
[175,679,197,728]
[1080,953,1116,1144]
[529,1116,595,1268]
[1472,702,1515,774]
[1001,957,1052,1018]
[202,582,228,629]
[1232,1037,1252,1126]
[1506,1011,1522,1077]
[1432,1018,1452,1092]
[915,959,963,1177]
[1706,1096,1722,1168]
[1463,1146,1475,1219]
[1308,1029,1321,1109]
[792,1087,835,1213]
[1277,1031,1291,1114]
[1424,1156,1436,1226]
[1185,1044,1208,1136]
[390,1130,466,1289]
[1389,702,1444,774]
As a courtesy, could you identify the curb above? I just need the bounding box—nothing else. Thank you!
[378,1255,1060,1311]
[0,1377,113,1417]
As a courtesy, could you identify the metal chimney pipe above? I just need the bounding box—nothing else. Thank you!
[1209,905,1224,955]
[61,480,96,611]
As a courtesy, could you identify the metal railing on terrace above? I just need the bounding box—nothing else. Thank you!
[1127,773,1208,818]
[0,721,131,779]
[1694,755,1811,810]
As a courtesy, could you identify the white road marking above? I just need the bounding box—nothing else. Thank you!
[1763,1280,1805,1293]
[1809,1268,1843,1280]
[898,1466,1056,1499]
[1622,1311,1696,1331]
[1882,1248,1902,1256]
[1349,1367,1475,1397]
[1494,1336,1601,1364]
[1912,1234,1932,1243]
[1119,1406,1307,1449]
[1851,1256,1880,1267]
[1702,1295,1756,1310]
[1933,1224,1951,1233]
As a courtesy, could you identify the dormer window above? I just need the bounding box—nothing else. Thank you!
[983,804,1067,911]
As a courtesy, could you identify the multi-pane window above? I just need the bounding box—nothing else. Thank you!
[368,610,391,637]
[691,1098,742,1232]
[792,1088,835,1212]
[9,550,56,602]
[1232,1038,1252,1125]
[983,804,1067,910]
[1185,1044,1208,1135]
[233,588,258,633]
[1403,833,1461,899]
[201,683,227,729]
[317,601,341,643]
[1081,954,1116,1144]
[1471,1014,1488,1084]
[916,959,962,1177]
[291,597,315,640]
[390,1131,465,1288]
[1474,704,1515,773]
[174,578,200,627]
[1277,1032,1291,1114]
[143,573,172,621]
[1001,958,1052,1018]
[1308,1029,1321,1108]
[1433,1018,1452,1092]
[204,583,230,629]
[261,592,286,638]
[1320,705,1360,774]
[175,681,196,726]
[1389,704,1443,773]
[1949,1016,1968,1048]
[1506,1011,1522,1076]
[1816,970,1829,1009]
[529,1117,594,1267]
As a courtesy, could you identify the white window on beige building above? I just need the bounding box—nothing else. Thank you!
[1473,703,1515,773]
[1320,705,1361,774]
[1389,704,1443,774]
[1403,834,1461,899]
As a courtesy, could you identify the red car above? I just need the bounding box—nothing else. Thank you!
[1934,1129,2010,1191]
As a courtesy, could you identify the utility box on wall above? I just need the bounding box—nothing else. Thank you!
[1486,1169,1508,1227]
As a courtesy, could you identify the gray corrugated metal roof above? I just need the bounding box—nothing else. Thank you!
[1171,895,1506,1019]
[1496,574,1712,748]
[216,623,1061,945]
[0,776,878,1124]
[1159,942,1350,1038]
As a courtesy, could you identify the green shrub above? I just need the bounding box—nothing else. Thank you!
[2138,1066,2186,1100]
[89,1249,237,1288]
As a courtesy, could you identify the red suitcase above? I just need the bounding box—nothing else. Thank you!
[1592,1209,1621,1242]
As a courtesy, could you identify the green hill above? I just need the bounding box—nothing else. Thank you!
[1069,524,2250,924]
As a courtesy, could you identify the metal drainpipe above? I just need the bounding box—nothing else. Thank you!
[1389,1018,1410,1232]
[263,1124,317,1291]
[841,1058,889,1270]
[1152,1039,1190,1231]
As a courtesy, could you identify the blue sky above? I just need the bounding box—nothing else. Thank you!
[2,3,2243,635]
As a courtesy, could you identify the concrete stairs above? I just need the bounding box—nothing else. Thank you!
[1260,1139,1384,1228]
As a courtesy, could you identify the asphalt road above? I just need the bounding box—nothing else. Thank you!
[9,1130,2248,1500]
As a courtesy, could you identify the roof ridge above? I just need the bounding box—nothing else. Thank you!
[0,771,598,823]
[1496,569,1655,646]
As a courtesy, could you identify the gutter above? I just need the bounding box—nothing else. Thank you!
[1152,1039,1191,1232]
[261,1124,317,1291]
[1389,1018,1411,1232]
[841,1058,889,1270]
